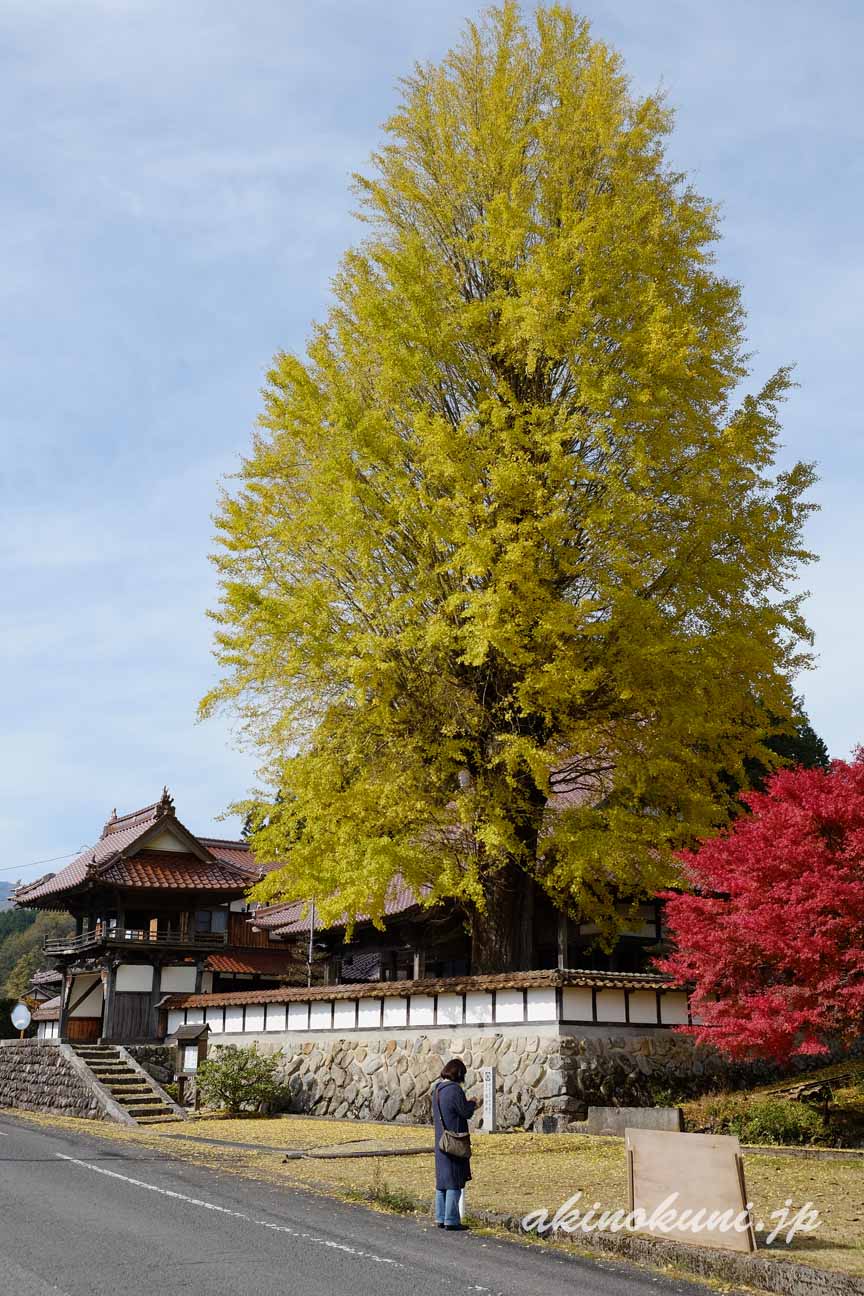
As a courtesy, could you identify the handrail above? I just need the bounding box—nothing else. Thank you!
[43,928,232,956]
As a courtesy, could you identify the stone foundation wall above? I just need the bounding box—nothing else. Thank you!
[0,1040,112,1120]
[223,1030,717,1131]
[126,1044,174,1086]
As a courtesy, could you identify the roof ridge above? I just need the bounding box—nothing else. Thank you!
[101,801,159,837]
[101,787,174,838]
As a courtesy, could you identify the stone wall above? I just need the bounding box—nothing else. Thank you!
[0,1040,113,1120]
[126,1044,174,1086]
[219,1030,718,1131]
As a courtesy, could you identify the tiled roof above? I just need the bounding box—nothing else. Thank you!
[98,850,253,891]
[253,877,429,937]
[13,792,276,907]
[31,995,61,1021]
[166,967,671,1010]
[200,839,262,874]
[14,798,167,905]
[205,951,305,976]
[30,969,62,985]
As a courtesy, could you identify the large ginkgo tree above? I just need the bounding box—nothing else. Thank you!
[201,3,815,972]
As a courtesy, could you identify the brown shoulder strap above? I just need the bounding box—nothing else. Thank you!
[435,1081,455,1132]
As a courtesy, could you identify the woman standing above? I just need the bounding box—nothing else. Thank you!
[432,1058,477,1231]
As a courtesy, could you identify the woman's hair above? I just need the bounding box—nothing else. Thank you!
[440,1058,467,1083]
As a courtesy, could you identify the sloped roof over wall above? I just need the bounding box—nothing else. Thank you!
[165,967,671,1010]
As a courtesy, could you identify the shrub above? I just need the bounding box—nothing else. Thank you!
[735,1098,826,1146]
[688,1093,825,1145]
[195,1044,285,1116]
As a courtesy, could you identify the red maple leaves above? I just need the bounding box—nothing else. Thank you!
[658,753,864,1061]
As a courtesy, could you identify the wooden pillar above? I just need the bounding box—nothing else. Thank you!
[57,968,70,1041]
[149,962,163,1040]
[412,948,426,981]
[194,962,204,993]
[557,912,569,971]
[101,963,116,1043]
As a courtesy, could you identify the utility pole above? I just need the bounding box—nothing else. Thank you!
[307,898,315,987]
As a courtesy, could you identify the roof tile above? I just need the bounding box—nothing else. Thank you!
[166,967,671,1010]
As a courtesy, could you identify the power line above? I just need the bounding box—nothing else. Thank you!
[0,850,83,876]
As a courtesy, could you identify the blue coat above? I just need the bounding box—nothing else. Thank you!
[432,1079,476,1191]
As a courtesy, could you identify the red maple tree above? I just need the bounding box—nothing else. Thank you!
[658,753,864,1061]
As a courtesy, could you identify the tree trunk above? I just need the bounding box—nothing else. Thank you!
[469,856,535,973]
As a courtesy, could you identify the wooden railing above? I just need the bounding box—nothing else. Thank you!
[43,926,231,956]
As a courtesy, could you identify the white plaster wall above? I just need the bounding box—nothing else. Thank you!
[309,1001,332,1030]
[116,964,154,993]
[595,989,627,1023]
[409,995,434,1026]
[205,1006,225,1034]
[146,829,187,852]
[245,1006,265,1033]
[382,996,407,1028]
[465,991,493,1025]
[160,966,197,993]
[288,1002,310,1031]
[437,994,462,1026]
[562,987,593,1020]
[357,999,380,1028]
[69,973,103,1017]
[333,1000,356,1031]
[495,989,525,1023]
[165,984,689,1043]
[628,991,660,1025]
[267,1004,287,1031]
[660,992,689,1025]
[224,1005,244,1033]
[526,988,556,1022]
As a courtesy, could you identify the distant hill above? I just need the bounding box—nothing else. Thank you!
[0,882,15,911]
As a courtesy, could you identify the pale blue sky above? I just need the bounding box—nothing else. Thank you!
[2,1,861,883]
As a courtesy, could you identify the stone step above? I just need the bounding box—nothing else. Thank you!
[127,1106,174,1118]
[108,1086,152,1098]
[136,1115,184,1125]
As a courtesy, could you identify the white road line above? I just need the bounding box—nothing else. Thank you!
[55,1154,402,1267]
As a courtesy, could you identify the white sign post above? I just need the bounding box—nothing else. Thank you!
[480,1065,497,1133]
[11,1003,31,1038]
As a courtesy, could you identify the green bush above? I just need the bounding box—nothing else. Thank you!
[690,1093,825,1145]
[196,1044,285,1116]
[735,1097,826,1146]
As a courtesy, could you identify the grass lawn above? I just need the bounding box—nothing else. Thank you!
[7,1107,864,1279]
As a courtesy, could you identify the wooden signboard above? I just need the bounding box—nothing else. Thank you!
[626,1128,756,1253]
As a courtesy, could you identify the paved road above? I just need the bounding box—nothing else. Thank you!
[0,1113,726,1296]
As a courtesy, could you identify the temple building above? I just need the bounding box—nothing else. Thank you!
[16,790,304,1044]
[18,790,670,1047]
